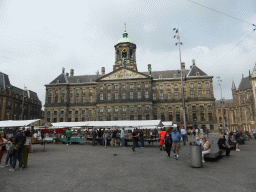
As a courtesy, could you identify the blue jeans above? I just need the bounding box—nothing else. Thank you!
[12,149,23,169]
[140,137,144,147]
[103,138,107,146]
[121,137,125,147]
[182,134,187,145]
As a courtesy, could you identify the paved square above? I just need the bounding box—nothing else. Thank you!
[1,135,256,192]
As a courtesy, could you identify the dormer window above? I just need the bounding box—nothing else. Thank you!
[196,72,200,76]
[173,74,176,78]
[57,80,60,84]
[159,75,162,79]
[77,79,80,83]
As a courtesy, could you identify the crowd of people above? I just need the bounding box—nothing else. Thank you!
[0,129,32,171]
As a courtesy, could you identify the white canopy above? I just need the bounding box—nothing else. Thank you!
[0,119,41,128]
[52,120,163,129]
[162,121,173,127]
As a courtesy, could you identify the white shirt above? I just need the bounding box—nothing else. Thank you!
[180,128,187,135]
[121,130,125,138]
[195,129,199,133]
[25,138,30,145]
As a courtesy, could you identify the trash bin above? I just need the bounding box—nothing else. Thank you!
[190,142,202,168]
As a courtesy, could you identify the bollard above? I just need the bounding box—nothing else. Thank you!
[190,143,202,168]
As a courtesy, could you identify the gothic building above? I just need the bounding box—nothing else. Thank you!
[216,65,256,131]
[0,72,42,120]
[44,28,218,131]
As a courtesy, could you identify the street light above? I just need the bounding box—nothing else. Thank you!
[216,76,226,132]
[173,27,187,130]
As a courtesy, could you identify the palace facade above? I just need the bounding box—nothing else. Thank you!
[45,29,218,131]
[0,72,42,120]
[215,65,256,131]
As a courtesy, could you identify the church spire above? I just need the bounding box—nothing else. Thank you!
[231,79,236,90]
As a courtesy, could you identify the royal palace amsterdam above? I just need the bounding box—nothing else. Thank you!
[44,28,218,131]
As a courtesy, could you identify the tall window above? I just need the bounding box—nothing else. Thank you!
[107,108,111,113]
[69,97,72,103]
[175,92,178,99]
[130,84,133,89]
[122,92,126,100]
[167,85,170,89]
[145,91,149,99]
[137,84,141,89]
[205,82,209,87]
[55,96,58,103]
[160,85,163,90]
[114,85,118,89]
[190,91,194,98]
[89,89,92,93]
[100,86,103,90]
[61,90,65,94]
[174,85,178,89]
[82,110,85,114]
[130,107,134,112]
[160,93,164,100]
[69,90,73,94]
[100,93,103,100]
[99,108,103,113]
[208,113,213,121]
[89,110,92,115]
[153,93,156,100]
[76,89,79,94]
[115,92,118,100]
[198,90,202,97]
[60,96,64,103]
[122,115,126,120]
[107,93,111,100]
[107,85,111,90]
[122,85,126,89]
[138,107,142,111]
[130,92,134,99]
[137,91,141,99]
[176,114,180,122]
[55,90,58,94]
[122,107,126,112]
[201,113,205,121]
[76,96,79,103]
[145,107,149,112]
[198,83,201,88]
[146,114,150,120]
[152,86,156,90]
[82,89,86,93]
[145,84,149,88]
[89,96,92,103]
[82,96,86,103]
[115,108,119,112]
[206,90,210,97]
[190,83,194,88]
[168,92,171,100]
[48,97,51,104]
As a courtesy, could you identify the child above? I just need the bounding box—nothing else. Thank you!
[5,137,14,167]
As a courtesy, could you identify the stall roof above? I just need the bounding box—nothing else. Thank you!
[0,119,41,128]
[52,120,163,129]
[162,121,173,127]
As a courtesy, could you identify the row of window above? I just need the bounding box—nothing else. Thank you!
[47,112,213,123]
[47,82,210,96]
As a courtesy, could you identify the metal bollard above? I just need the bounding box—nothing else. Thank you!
[190,142,202,168]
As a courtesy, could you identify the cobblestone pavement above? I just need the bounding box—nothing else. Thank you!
[1,134,256,192]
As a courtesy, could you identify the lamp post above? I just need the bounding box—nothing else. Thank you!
[217,76,226,132]
[173,27,187,131]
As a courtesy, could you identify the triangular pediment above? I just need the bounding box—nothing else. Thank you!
[97,67,151,81]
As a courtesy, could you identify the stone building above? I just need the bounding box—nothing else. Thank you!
[215,65,256,131]
[0,72,42,120]
[44,29,218,131]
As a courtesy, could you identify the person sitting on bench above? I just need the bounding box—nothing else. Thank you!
[201,136,210,163]
[228,133,240,151]
[217,135,231,157]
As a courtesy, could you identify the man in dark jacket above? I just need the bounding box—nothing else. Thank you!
[9,130,26,171]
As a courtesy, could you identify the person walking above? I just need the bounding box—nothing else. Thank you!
[22,131,31,168]
[171,128,181,160]
[132,129,138,152]
[102,131,108,147]
[164,129,172,158]
[192,128,196,137]
[111,129,117,147]
[66,128,72,145]
[92,128,96,146]
[9,130,26,171]
[121,128,125,147]
[180,127,187,145]
[159,128,166,151]
[0,132,8,168]
[5,137,14,167]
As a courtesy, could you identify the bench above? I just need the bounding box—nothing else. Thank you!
[204,150,225,159]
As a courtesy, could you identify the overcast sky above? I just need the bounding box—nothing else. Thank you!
[0,0,256,107]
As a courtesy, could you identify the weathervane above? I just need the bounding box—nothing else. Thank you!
[124,22,126,32]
